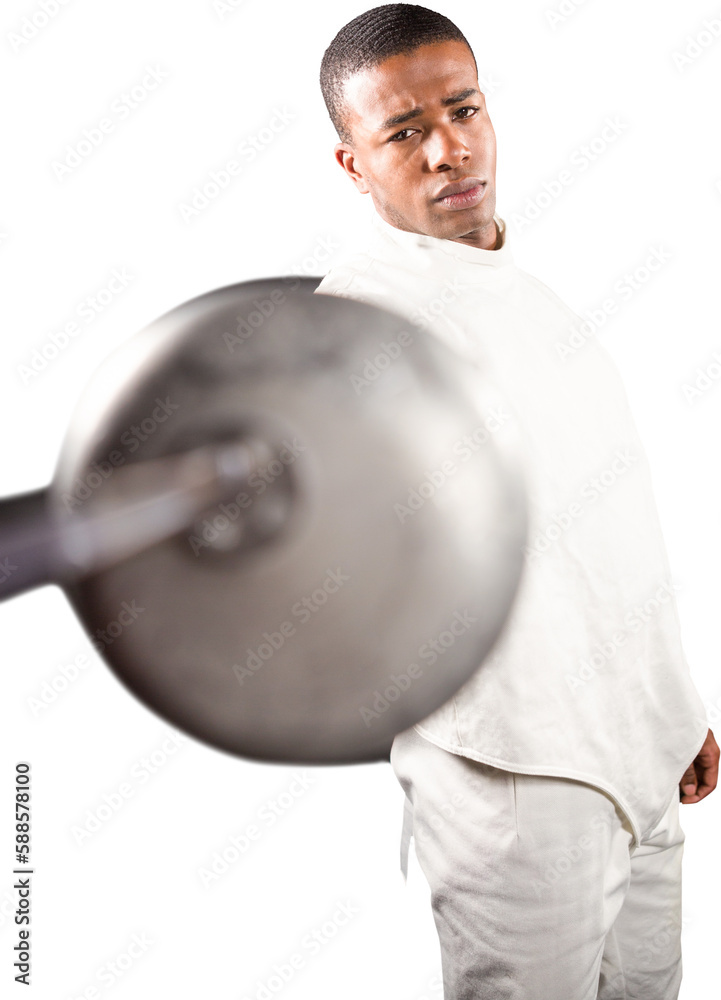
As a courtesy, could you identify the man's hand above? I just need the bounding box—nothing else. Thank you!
[679,728,720,803]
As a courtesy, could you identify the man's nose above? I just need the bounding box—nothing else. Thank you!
[425,125,471,170]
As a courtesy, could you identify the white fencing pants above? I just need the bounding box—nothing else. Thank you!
[390,726,685,1000]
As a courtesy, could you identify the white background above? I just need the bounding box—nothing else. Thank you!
[1,1,720,998]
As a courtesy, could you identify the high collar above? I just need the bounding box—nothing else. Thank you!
[369,208,513,271]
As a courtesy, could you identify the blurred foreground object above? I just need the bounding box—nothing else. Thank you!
[0,278,527,764]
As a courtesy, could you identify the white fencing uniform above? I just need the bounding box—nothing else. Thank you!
[391,725,686,999]
[313,208,708,996]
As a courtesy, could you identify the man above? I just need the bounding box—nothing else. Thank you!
[315,5,718,998]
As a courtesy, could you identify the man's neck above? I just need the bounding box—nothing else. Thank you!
[449,218,500,251]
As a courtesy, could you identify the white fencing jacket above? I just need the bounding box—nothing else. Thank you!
[314,208,708,847]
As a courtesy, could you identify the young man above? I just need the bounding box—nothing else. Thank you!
[315,5,718,998]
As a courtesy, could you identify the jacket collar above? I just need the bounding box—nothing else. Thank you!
[369,209,513,272]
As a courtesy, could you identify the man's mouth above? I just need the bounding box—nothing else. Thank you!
[434,179,487,210]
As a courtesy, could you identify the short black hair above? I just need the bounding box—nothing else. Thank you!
[320,4,477,145]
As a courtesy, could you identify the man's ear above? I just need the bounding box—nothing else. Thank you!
[333,143,370,194]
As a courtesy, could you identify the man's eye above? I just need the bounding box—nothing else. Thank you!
[388,106,480,142]
[389,128,415,142]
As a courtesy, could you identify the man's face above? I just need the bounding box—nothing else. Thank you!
[335,39,498,250]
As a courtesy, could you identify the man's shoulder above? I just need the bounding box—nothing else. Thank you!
[514,266,587,326]
[314,251,377,297]
[313,246,419,318]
